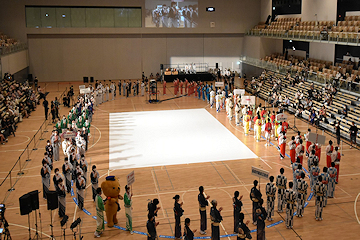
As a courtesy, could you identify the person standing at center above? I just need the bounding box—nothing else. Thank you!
[173,195,184,240]
[198,186,210,235]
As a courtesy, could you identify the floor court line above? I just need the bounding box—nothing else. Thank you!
[151,169,166,219]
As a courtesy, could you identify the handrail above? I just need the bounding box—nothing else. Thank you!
[0,87,68,200]
[246,29,360,46]
[0,43,28,56]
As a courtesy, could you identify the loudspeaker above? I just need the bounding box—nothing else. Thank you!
[90,77,94,83]
[28,190,39,210]
[47,191,58,210]
[160,64,164,70]
[83,77,89,83]
[28,74,33,81]
[216,63,219,69]
[19,193,32,215]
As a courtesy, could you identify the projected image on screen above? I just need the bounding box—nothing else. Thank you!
[145,0,198,28]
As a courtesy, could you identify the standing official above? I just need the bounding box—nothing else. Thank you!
[198,186,210,235]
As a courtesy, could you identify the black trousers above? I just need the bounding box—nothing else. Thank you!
[234,209,240,233]
[253,202,258,222]
[45,108,48,120]
[211,224,220,240]
[200,210,207,231]
[175,215,181,238]
[257,226,265,240]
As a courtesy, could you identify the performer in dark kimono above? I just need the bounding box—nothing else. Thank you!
[198,186,210,235]
[210,199,223,240]
[173,195,184,239]
[250,180,262,225]
[233,191,243,233]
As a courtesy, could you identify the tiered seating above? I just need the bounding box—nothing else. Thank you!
[245,71,360,141]
[258,18,300,36]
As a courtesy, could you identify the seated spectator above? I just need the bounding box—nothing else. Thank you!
[342,105,348,117]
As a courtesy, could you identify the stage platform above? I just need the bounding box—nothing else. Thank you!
[164,72,215,82]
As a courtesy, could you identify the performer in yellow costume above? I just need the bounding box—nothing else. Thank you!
[255,114,262,142]
[243,112,251,136]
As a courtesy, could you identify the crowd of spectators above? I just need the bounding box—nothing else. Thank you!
[0,33,19,48]
[248,70,341,127]
[0,73,39,144]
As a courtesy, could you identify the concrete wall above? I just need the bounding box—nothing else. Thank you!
[243,36,283,59]
[261,0,337,22]
[309,42,336,63]
[1,50,29,75]
[28,34,244,81]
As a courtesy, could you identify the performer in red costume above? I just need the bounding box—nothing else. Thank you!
[288,136,296,163]
[325,140,334,168]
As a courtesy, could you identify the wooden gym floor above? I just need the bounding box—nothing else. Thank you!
[0,80,359,240]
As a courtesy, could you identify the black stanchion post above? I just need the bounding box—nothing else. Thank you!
[18,157,24,176]
[26,143,31,162]
[8,171,14,192]
[40,121,45,141]
[33,134,38,151]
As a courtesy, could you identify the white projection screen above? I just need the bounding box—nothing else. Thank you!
[145,0,198,28]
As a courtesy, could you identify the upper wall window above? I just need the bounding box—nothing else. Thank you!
[25,6,142,28]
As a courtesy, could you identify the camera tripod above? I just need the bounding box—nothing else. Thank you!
[1,218,12,240]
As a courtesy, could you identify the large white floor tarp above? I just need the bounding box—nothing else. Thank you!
[109,109,257,170]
